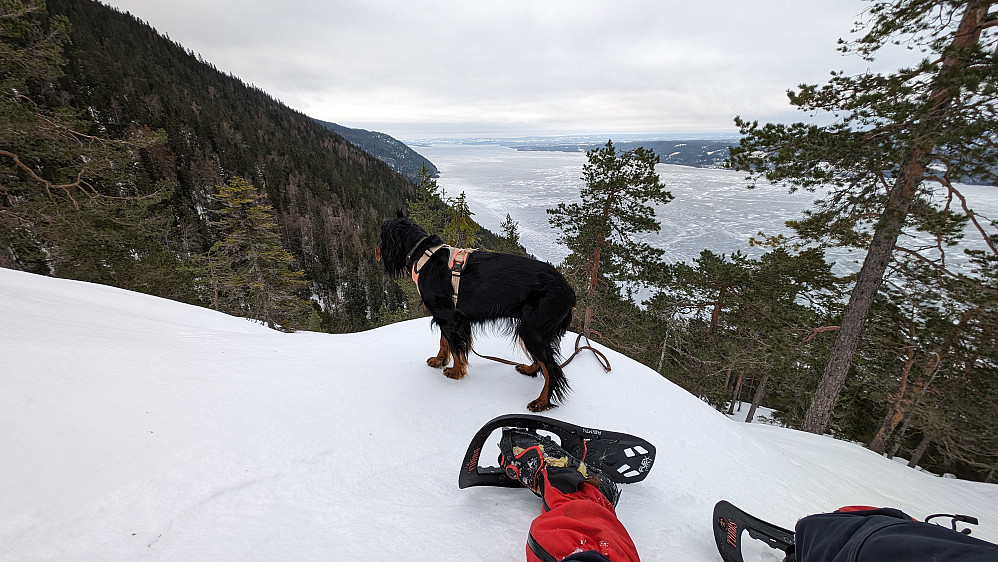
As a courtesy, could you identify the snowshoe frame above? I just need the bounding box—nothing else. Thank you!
[713,500,795,562]
[459,413,656,489]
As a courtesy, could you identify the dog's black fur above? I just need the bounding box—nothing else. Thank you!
[377,213,575,411]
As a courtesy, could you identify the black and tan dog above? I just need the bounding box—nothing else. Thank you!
[376,213,576,411]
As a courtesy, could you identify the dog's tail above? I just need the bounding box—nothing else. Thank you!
[519,296,574,405]
[546,359,571,405]
[548,284,576,405]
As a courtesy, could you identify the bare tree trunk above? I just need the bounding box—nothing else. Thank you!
[869,344,917,453]
[655,328,669,373]
[0,246,17,270]
[727,371,744,415]
[907,434,932,468]
[745,371,771,423]
[802,157,921,433]
[709,286,726,336]
[801,4,986,434]
[582,243,602,341]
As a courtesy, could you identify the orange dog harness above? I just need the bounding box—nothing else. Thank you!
[410,245,476,307]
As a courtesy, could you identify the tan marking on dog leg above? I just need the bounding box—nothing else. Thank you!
[443,349,468,380]
[426,336,451,369]
[527,362,554,412]
[515,362,540,377]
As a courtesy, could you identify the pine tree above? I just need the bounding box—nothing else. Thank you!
[497,213,524,255]
[443,191,479,248]
[729,1,998,434]
[41,181,193,298]
[406,164,447,233]
[205,177,315,330]
[547,140,672,340]
[648,247,841,418]
[869,251,998,478]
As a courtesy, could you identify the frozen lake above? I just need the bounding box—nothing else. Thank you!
[415,143,997,274]
[416,144,835,266]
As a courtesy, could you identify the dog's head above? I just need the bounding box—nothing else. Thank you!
[376,211,430,278]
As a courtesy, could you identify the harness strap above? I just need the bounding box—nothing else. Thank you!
[410,243,446,291]
[409,244,476,308]
[448,247,475,307]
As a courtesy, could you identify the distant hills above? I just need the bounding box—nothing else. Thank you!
[408,136,737,169]
[316,121,439,181]
[512,139,735,168]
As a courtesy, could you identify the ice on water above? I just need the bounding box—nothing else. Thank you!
[418,143,998,276]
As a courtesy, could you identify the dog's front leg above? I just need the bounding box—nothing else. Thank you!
[436,313,471,380]
[427,335,451,369]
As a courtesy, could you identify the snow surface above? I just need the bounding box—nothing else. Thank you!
[2,267,997,561]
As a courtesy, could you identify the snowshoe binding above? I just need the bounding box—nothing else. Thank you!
[459,413,656,489]
[497,427,621,506]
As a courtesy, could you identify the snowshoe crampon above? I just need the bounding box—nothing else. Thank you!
[713,500,795,562]
[459,413,656,489]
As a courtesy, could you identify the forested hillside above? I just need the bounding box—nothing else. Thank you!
[316,120,439,182]
[5,0,419,331]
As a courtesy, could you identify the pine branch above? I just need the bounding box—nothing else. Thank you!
[801,325,840,343]
[891,246,963,280]
[0,149,95,208]
[925,174,998,257]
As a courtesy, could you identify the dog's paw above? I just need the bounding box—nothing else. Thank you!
[515,363,540,377]
[527,398,554,412]
[427,356,447,368]
[443,367,467,380]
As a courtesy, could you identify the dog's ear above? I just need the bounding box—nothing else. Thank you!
[396,209,405,218]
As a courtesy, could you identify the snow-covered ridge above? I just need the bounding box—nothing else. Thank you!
[2,267,996,561]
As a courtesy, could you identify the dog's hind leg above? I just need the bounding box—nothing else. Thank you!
[518,299,572,411]
[527,361,555,412]
[515,362,540,377]
[445,349,469,380]
[519,338,565,412]
[438,313,471,380]
[426,335,451,369]
[512,336,540,377]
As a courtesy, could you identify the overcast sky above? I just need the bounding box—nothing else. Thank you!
[98,0,910,140]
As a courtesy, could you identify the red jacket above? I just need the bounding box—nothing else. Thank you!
[525,475,640,562]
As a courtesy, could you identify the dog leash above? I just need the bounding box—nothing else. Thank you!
[560,333,612,372]
[472,333,611,372]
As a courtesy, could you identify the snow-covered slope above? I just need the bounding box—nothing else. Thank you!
[2,267,996,561]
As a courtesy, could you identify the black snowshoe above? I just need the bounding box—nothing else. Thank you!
[459,413,656,489]
[713,500,795,562]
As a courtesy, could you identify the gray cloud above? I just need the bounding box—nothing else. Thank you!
[101,0,912,139]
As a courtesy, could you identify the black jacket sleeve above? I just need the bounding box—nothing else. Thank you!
[795,508,998,562]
